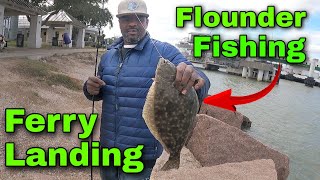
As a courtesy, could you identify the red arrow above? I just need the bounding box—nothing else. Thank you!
[203,63,281,112]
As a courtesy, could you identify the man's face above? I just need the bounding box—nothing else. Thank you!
[118,14,149,45]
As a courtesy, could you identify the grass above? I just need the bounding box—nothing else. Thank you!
[6,40,28,47]
[14,60,58,77]
[47,73,82,90]
[12,60,82,91]
[6,40,16,47]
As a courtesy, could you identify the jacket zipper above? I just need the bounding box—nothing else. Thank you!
[114,48,130,146]
[114,50,123,146]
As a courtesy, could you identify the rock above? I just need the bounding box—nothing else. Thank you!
[304,77,316,87]
[199,103,251,129]
[241,115,252,129]
[187,114,289,180]
[151,159,277,180]
[284,74,295,81]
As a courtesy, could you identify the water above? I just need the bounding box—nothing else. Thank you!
[200,68,320,180]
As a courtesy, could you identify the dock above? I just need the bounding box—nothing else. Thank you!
[191,58,278,82]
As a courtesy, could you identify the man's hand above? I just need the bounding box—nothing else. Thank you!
[86,76,106,95]
[174,62,205,95]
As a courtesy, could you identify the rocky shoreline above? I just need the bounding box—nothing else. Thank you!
[0,52,289,179]
[152,104,289,180]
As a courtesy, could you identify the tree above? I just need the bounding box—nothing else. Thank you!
[29,0,113,28]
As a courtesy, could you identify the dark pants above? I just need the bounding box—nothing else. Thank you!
[100,166,153,180]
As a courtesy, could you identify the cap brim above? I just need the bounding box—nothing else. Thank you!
[116,13,149,18]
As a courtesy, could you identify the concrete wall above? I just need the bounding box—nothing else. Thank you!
[9,16,18,40]
[0,5,4,35]
[28,15,42,48]
[41,28,65,45]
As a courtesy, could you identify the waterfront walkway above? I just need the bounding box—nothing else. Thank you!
[0,47,100,59]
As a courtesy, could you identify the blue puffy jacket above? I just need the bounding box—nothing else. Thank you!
[63,33,71,44]
[83,34,210,161]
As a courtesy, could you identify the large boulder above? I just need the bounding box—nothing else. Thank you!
[199,103,251,129]
[151,159,277,180]
[187,114,289,180]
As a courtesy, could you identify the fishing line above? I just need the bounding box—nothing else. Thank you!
[134,13,163,59]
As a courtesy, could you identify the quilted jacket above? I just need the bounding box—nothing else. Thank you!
[83,34,210,160]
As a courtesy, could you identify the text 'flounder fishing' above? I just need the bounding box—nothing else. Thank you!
[143,58,199,171]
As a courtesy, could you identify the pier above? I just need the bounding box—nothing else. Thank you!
[192,57,278,82]
[240,60,277,82]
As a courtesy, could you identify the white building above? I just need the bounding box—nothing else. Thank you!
[282,58,319,79]
[2,6,98,48]
[0,0,47,48]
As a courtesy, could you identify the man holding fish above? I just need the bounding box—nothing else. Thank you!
[83,0,211,179]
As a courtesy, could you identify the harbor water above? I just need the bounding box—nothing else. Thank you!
[199,67,320,180]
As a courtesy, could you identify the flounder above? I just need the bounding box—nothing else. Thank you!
[143,58,199,171]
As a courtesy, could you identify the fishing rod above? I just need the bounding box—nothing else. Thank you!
[89,1,106,179]
[89,27,100,180]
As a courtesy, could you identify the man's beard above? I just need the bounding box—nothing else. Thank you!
[123,30,145,44]
[124,35,141,44]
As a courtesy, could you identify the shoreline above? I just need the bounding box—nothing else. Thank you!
[192,62,320,88]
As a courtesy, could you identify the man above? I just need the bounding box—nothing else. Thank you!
[83,0,211,179]
[0,35,6,50]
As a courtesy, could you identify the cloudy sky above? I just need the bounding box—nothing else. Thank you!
[102,0,320,60]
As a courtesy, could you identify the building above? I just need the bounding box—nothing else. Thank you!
[1,3,98,48]
[16,11,99,48]
[0,0,47,48]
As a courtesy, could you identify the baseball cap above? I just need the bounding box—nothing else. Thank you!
[116,0,149,18]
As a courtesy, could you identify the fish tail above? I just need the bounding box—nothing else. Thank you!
[160,154,180,171]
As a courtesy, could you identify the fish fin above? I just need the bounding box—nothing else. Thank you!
[161,154,180,171]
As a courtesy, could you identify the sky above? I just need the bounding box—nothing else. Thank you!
[102,0,320,60]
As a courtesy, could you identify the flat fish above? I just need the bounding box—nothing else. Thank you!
[143,58,199,171]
